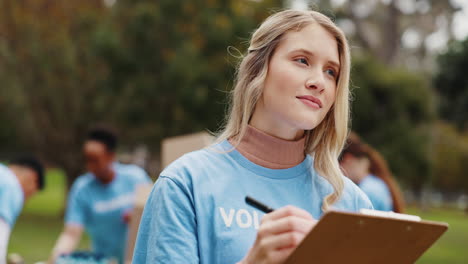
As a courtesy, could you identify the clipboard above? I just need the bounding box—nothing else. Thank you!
[285,210,448,264]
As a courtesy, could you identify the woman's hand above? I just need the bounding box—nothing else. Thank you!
[239,205,317,264]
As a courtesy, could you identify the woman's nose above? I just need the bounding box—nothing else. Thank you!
[305,71,325,93]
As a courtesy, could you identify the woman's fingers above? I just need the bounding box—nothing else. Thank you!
[240,205,316,264]
[258,215,316,239]
[260,230,307,250]
[262,205,315,223]
[253,231,308,264]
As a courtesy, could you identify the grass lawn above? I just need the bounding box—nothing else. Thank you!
[21,169,66,216]
[8,169,468,263]
[409,207,468,264]
[8,214,67,262]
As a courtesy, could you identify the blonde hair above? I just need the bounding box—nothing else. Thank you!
[217,9,351,211]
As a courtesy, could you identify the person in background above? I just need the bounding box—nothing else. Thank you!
[339,132,405,212]
[0,156,45,263]
[49,127,152,264]
[133,9,373,264]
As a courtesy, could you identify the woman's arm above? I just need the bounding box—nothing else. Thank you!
[48,224,83,263]
[0,218,11,264]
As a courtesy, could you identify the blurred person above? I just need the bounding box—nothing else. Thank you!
[339,133,405,212]
[49,127,151,264]
[0,156,45,263]
[133,9,373,264]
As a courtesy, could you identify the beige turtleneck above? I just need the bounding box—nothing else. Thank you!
[229,125,306,169]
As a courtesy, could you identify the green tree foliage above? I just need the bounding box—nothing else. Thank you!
[434,37,468,131]
[432,122,468,193]
[0,0,282,188]
[308,0,460,68]
[433,37,468,194]
[350,55,435,192]
[0,102,19,153]
[0,0,111,187]
[99,0,282,145]
[0,0,438,194]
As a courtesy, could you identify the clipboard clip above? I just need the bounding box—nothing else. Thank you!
[360,209,422,222]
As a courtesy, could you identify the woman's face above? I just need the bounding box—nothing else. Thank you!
[250,23,340,140]
[340,154,370,184]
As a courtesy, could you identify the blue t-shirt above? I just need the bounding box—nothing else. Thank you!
[133,140,373,263]
[359,174,393,211]
[65,163,151,263]
[0,164,24,227]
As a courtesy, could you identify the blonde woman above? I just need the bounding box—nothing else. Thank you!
[133,9,372,264]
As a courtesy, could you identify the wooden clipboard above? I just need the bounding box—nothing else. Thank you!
[285,210,448,264]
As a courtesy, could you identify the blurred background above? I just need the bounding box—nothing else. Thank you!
[1,0,467,263]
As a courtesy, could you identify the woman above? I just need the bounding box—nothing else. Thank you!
[133,9,372,264]
[339,133,405,213]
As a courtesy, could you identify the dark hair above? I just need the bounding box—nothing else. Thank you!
[86,127,118,152]
[339,134,369,161]
[10,156,45,190]
[341,132,405,213]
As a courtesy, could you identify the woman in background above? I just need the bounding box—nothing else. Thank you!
[340,133,405,212]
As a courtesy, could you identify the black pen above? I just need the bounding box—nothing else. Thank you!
[245,196,275,213]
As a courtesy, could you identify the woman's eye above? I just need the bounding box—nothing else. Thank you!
[326,68,336,78]
[295,58,309,66]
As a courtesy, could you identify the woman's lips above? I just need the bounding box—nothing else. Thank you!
[297,95,322,109]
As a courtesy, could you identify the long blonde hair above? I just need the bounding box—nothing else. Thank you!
[217,9,351,211]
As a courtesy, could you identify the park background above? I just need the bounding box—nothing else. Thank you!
[1,0,468,263]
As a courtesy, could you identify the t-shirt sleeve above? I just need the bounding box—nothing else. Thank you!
[64,182,87,227]
[136,167,152,184]
[337,176,374,211]
[0,187,18,227]
[127,165,152,184]
[365,189,392,211]
[359,178,393,211]
[132,175,199,263]
[355,187,374,210]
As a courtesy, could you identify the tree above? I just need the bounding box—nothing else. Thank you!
[94,0,283,161]
[432,122,468,193]
[305,0,460,68]
[350,55,435,193]
[0,0,283,190]
[434,37,468,131]
[0,0,113,189]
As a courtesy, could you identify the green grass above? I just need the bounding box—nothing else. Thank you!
[22,169,66,216]
[409,207,468,264]
[8,214,66,262]
[8,169,468,263]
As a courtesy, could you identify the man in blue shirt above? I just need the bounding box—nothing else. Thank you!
[50,128,152,263]
[0,157,45,262]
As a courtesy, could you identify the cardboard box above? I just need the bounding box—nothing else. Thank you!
[161,131,214,169]
[124,184,153,264]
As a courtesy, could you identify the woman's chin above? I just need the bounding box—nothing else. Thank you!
[293,120,321,131]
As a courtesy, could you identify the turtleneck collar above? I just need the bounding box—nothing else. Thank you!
[229,125,306,169]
